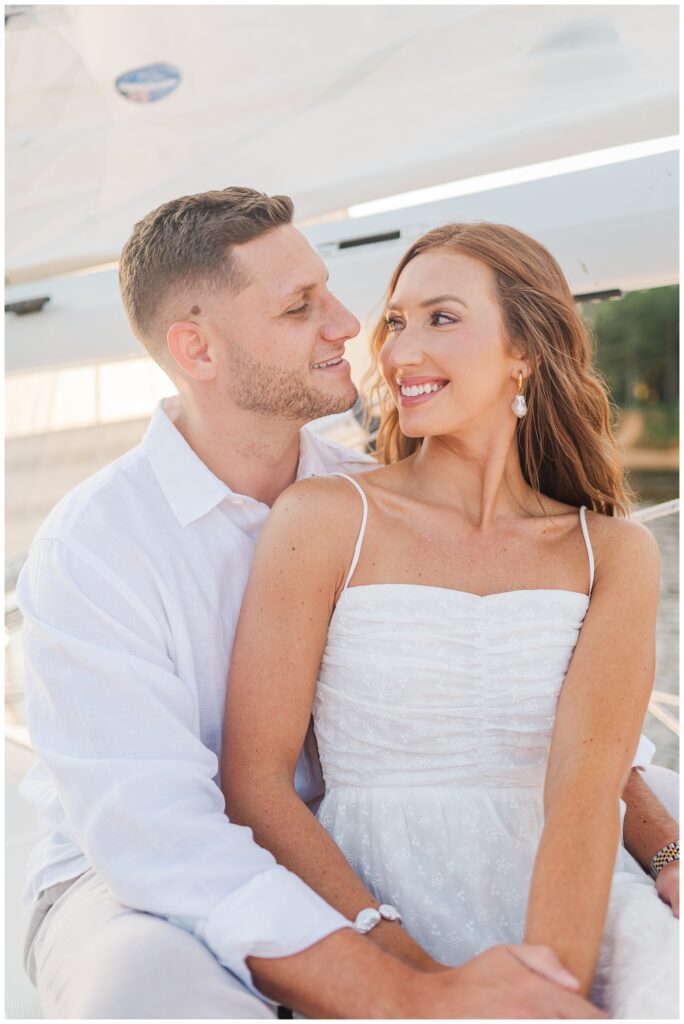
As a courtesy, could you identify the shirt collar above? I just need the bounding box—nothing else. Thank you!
[296,423,338,480]
[142,398,231,528]
[142,398,342,528]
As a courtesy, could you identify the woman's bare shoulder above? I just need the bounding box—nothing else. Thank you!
[585,510,660,579]
[585,508,658,547]
[276,462,405,507]
[339,459,415,495]
[265,473,371,556]
[274,472,369,510]
[247,477,370,597]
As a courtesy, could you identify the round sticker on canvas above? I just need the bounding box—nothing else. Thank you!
[115,64,181,104]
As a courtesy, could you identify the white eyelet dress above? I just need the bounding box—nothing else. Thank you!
[313,474,678,1018]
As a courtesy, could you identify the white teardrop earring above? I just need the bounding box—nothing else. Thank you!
[511,370,528,419]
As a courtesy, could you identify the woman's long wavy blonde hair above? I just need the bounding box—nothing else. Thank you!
[365,222,631,516]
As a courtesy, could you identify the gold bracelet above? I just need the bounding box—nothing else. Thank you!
[650,840,679,880]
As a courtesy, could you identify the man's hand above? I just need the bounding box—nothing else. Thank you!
[416,941,582,987]
[656,860,679,918]
[251,930,604,1019]
[408,944,604,1019]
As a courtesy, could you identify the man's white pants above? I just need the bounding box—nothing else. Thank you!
[26,765,678,1019]
[27,870,276,1019]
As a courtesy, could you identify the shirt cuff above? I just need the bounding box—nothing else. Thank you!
[632,733,656,769]
[200,865,353,998]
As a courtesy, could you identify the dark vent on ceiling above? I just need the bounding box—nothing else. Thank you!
[338,231,401,250]
[574,289,622,304]
[5,296,50,315]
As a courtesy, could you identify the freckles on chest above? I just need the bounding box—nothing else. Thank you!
[357,515,583,594]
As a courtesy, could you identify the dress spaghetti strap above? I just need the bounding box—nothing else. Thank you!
[578,505,595,596]
[333,473,368,592]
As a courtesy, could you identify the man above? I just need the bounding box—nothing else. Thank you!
[19,187,677,1018]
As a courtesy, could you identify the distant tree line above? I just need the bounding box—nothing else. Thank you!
[581,285,679,408]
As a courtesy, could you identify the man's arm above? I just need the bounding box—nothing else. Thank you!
[622,768,679,916]
[18,535,351,994]
[248,931,604,1019]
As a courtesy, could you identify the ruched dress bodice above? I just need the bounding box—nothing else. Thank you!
[314,584,591,965]
[315,584,588,792]
[312,475,678,1017]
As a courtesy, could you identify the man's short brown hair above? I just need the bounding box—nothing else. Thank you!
[119,187,294,360]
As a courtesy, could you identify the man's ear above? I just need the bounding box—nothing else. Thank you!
[166,321,216,381]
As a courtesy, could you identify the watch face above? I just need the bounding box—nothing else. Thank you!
[355,908,381,933]
[379,903,401,922]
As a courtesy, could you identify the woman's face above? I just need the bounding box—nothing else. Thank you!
[379,248,522,440]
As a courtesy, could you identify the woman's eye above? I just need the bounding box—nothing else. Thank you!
[384,316,404,332]
[287,303,310,316]
[431,312,458,326]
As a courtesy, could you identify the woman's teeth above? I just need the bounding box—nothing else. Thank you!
[399,382,446,397]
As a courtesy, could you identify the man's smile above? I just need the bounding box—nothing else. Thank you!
[312,353,350,374]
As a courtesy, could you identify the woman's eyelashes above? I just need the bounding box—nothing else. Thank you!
[384,311,460,332]
[431,311,460,327]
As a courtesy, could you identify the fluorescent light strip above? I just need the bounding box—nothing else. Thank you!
[348,136,679,218]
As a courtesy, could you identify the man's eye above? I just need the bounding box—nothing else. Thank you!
[287,303,310,316]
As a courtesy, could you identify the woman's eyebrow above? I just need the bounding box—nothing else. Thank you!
[420,293,469,308]
[386,293,469,311]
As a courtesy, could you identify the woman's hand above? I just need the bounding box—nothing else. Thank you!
[656,860,679,918]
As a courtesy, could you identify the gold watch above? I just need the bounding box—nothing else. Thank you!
[650,840,679,880]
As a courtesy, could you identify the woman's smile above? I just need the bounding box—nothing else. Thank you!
[397,376,450,407]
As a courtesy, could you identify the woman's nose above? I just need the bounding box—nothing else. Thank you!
[387,329,423,369]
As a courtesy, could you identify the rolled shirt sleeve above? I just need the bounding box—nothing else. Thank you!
[18,536,351,993]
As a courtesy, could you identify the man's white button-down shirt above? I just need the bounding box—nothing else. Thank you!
[18,396,376,992]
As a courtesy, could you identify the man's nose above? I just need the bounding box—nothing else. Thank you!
[321,295,361,342]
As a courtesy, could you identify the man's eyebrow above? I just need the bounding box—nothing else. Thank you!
[281,273,330,305]
[386,293,468,311]
[282,284,314,302]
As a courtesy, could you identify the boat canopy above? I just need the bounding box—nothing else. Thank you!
[6,4,678,282]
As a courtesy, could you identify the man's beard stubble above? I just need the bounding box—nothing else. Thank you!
[228,338,358,422]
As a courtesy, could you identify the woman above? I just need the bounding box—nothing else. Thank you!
[222,223,678,1016]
